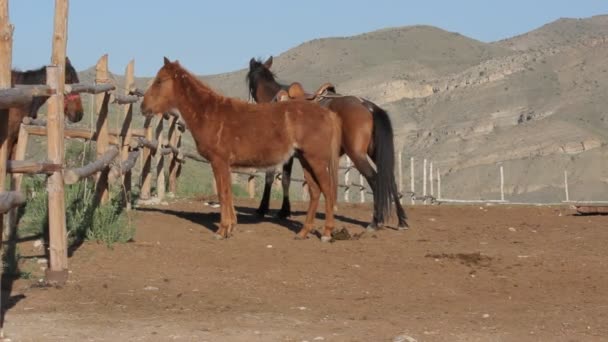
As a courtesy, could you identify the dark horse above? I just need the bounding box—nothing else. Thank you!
[247,56,408,230]
[3,57,84,159]
[142,58,341,242]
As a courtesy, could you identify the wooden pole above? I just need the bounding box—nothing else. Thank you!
[46,0,70,284]
[344,157,351,202]
[500,165,505,201]
[301,182,308,201]
[429,161,434,197]
[140,116,153,199]
[398,151,403,204]
[154,117,165,201]
[64,146,119,184]
[8,125,28,233]
[120,59,134,209]
[437,168,441,200]
[94,54,111,204]
[46,65,69,283]
[410,157,414,205]
[423,158,427,204]
[247,175,255,199]
[168,115,181,195]
[564,170,570,202]
[359,174,365,203]
[0,0,13,250]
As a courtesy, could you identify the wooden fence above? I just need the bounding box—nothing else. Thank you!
[0,0,185,286]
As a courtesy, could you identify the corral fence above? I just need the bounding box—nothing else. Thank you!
[1,0,603,294]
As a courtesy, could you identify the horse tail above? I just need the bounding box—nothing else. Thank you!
[329,110,342,208]
[366,99,396,224]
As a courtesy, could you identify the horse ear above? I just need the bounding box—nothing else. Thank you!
[249,57,256,69]
[65,56,71,65]
[163,57,171,66]
[264,56,273,69]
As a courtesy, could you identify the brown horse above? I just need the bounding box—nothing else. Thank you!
[3,57,84,159]
[141,58,342,241]
[247,56,408,230]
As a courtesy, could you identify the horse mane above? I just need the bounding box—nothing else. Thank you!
[170,62,252,110]
[245,58,287,101]
[11,65,47,85]
[11,57,80,85]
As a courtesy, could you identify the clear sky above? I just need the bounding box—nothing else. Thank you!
[8,0,608,77]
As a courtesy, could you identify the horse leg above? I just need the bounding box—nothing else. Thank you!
[226,171,238,237]
[307,158,336,242]
[256,170,274,217]
[295,160,321,240]
[277,157,294,219]
[210,161,232,240]
[348,152,382,231]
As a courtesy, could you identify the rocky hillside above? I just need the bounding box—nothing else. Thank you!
[79,15,608,203]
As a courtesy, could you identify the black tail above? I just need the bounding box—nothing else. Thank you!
[366,100,397,224]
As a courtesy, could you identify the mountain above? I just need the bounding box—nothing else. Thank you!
[78,16,608,202]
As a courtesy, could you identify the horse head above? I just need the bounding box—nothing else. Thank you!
[64,57,84,123]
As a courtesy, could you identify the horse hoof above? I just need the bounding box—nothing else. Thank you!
[398,225,409,231]
[320,236,333,243]
[213,233,225,240]
[294,234,307,240]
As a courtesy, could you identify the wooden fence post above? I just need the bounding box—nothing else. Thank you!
[0,0,12,248]
[423,158,427,204]
[8,125,28,230]
[155,117,165,201]
[140,116,153,199]
[46,0,69,284]
[344,157,351,202]
[564,170,569,202]
[359,174,365,203]
[398,151,403,204]
[500,165,504,201]
[247,175,256,199]
[410,157,414,205]
[301,182,308,201]
[167,116,181,195]
[119,59,134,209]
[94,54,111,204]
[429,161,434,197]
[46,65,68,282]
[437,168,441,200]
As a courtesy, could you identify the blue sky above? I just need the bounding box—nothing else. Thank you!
[8,0,608,76]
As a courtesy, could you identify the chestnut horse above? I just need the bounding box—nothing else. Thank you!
[141,58,341,241]
[247,56,408,230]
[3,57,84,159]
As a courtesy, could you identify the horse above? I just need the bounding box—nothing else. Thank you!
[247,56,408,231]
[3,57,84,159]
[141,57,342,242]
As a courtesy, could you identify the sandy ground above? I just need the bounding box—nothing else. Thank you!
[2,198,607,341]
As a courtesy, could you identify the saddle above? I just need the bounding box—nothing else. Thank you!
[274,82,336,102]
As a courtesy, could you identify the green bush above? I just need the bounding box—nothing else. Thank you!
[18,175,134,247]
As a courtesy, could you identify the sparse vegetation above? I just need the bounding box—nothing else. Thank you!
[18,175,134,247]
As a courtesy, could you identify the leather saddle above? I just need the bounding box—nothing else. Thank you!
[274,82,336,102]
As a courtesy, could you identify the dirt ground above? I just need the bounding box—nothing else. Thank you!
[2,198,608,341]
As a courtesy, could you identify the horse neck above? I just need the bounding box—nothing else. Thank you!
[12,67,49,118]
[258,78,284,103]
[172,73,224,125]
[12,67,47,85]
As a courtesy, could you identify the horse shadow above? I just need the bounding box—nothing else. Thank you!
[136,203,370,235]
[136,205,303,234]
